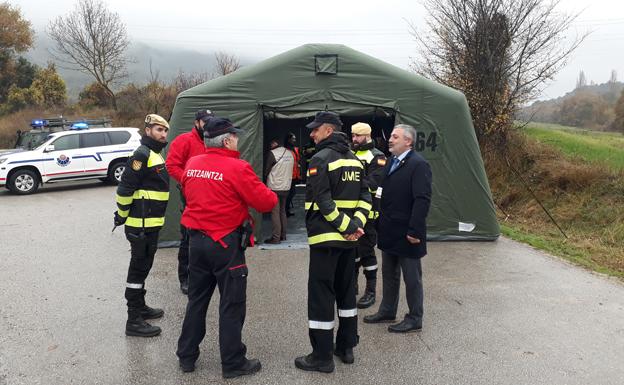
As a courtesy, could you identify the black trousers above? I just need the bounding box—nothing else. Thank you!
[176,230,248,371]
[355,222,378,281]
[178,224,189,284]
[308,246,358,360]
[124,230,159,319]
[285,179,299,213]
[378,251,424,325]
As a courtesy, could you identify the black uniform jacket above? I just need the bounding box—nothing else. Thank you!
[305,132,372,249]
[377,149,432,258]
[116,136,170,234]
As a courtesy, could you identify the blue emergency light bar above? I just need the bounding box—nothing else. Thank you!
[71,122,89,130]
[30,119,47,128]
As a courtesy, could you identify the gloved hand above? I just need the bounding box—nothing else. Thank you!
[114,211,126,226]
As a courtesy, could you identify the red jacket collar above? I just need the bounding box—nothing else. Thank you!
[205,147,240,159]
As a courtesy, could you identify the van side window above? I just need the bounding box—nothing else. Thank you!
[81,132,111,148]
[51,135,80,151]
[108,131,131,145]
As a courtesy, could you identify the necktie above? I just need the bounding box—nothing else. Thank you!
[390,157,400,174]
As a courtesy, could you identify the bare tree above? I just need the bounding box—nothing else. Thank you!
[576,70,587,89]
[214,51,241,76]
[609,69,617,84]
[47,0,130,110]
[172,69,212,94]
[411,0,587,148]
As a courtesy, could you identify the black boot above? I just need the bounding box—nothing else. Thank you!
[334,347,354,364]
[140,305,164,320]
[126,318,161,337]
[357,279,376,309]
[294,354,334,373]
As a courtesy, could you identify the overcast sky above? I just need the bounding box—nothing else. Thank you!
[10,0,624,101]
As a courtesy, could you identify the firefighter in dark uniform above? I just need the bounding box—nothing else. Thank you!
[114,114,170,337]
[295,111,372,373]
[351,122,387,309]
[176,117,277,378]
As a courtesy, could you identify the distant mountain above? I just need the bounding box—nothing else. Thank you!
[24,35,252,100]
[519,81,624,128]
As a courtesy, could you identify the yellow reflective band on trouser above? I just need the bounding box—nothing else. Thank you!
[305,200,360,211]
[133,189,169,201]
[125,217,165,228]
[116,194,133,205]
[324,207,340,222]
[146,151,165,168]
[117,209,129,218]
[327,158,364,171]
[354,211,367,227]
[308,232,357,245]
[368,210,379,219]
[357,200,372,211]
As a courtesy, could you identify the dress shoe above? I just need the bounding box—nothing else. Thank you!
[363,312,396,324]
[125,319,161,337]
[333,348,354,364]
[264,237,281,244]
[180,281,189,295]
[294,353,334,373]
[222,358,261,379]
[179,361,195,373]
[140,306,164,320]
[388,320,422,333]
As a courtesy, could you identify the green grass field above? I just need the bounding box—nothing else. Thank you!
[520,122,624,171]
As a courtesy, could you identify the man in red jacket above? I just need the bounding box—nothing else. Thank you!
[176,117,277,379]
[165,109,213,294]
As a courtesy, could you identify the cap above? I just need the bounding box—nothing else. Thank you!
[195,109,213,121]
[203,117,244,138]
[351,122,371,136]
[305,111,343,129]
[145,114,169,129]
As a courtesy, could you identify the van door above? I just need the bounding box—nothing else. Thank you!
[42,134,85,180]
[79,132,112,176]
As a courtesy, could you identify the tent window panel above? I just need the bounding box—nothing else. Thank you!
[315,55,338,75]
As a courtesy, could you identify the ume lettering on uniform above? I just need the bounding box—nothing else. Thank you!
[186,169,224,181]
[341,171,360,182]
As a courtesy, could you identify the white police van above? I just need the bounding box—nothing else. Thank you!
[0,126,141,194]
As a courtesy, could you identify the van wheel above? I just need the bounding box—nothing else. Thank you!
[8,169,40,195]
[108,161,126,184]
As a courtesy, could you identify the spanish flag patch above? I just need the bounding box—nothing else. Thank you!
[377,158,387,166]
[309,167,318,176]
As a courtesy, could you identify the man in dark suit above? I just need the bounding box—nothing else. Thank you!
[363,124,432,333]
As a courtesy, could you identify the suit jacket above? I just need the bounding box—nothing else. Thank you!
[377,150,432,258]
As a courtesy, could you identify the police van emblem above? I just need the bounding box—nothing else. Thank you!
[131,160,142,171]
[56,154,71,167]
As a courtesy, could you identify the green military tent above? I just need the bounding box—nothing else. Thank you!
[161,43,499,243]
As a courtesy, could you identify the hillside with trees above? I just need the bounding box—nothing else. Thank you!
[519,71,624,132]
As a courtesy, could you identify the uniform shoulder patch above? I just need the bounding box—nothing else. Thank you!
[377,158,387,166]
[308,167,318,176]
[131,159,143,171]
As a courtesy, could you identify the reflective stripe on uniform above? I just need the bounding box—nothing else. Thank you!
[354,150,374,164]
[324,207,340,222]
[146,152,165,168]
[309,320,335,330]
[126,282,143,289]
[133,189,169,201]
[363,264,378,271]
[308,232,356,245]
[337,215,351,232]
[357,200,372,211]
[116,194,133,205]
[125,217,165,228]
[338,308,357,317]
[117,209,129,218]
[305,200,361,211]
[354,211,367,227]
[368,211,379,219]
[327,158,363,171]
